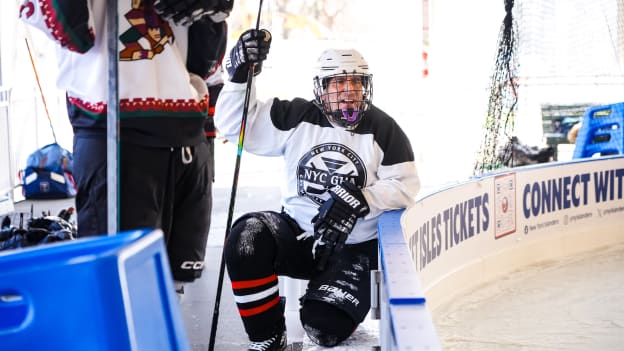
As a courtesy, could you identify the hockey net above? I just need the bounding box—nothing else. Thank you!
[473,0,624,174]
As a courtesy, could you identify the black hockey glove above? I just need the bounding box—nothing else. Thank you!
[28,214,76,244]
[225,29,272,83]
[154,0,234,25]
[311,183,370,271]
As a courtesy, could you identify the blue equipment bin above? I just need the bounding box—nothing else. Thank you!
[0,229,190,351]
[573,102,624,158]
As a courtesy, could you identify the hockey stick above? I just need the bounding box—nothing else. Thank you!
[207,1,264,349]
[24,38,57,144]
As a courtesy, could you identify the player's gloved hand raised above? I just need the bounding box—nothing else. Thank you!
[226,29,272,83]
[154,0,234,25]
[311,182,370,271]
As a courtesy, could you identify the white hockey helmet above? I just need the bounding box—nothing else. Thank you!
[313,49,373,129]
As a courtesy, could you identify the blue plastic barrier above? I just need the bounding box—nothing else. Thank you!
[0,229,189,351]
[377,210,441,350]
[573,102,624,159]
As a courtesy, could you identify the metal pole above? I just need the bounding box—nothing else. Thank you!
[106,0,119,235]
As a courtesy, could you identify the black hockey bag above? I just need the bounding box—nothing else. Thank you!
[21,143,77,199]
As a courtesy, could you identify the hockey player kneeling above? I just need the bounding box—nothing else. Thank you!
[215,28,420,350]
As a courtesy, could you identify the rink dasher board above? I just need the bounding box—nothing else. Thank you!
[402,155,624,312]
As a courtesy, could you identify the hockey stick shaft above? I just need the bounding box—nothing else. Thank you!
[24,38,57,144]
[208,1,264,349]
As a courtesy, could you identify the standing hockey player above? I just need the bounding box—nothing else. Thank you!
[19,0,231,295]
[215,29,420,350]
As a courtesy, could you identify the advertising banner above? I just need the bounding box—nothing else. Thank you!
[401,156,624,308]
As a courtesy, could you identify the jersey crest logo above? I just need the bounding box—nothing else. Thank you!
[120,0,174,61]
[297,143,367,204]
[19,2,35,19]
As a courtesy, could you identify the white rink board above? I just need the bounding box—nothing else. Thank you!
[402,155,624,312]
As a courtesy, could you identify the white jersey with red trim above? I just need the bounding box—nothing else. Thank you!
[19,0,225,147]
[215,79,420,244]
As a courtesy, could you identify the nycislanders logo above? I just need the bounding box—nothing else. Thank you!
[297,143,366,204]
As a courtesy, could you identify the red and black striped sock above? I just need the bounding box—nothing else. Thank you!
[231,274,285,341]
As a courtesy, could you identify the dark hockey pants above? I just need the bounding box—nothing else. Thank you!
[73,136,214,282]
[224,211,377,346]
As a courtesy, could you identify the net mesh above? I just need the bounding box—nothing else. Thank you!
[474,0,624,174]
[474,0,519,174]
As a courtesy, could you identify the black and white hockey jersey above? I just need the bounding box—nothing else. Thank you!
[215,79,420,244]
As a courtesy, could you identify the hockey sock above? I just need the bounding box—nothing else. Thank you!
[224,215,285,341]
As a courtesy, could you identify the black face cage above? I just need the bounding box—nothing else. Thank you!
[313,73,373,128]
